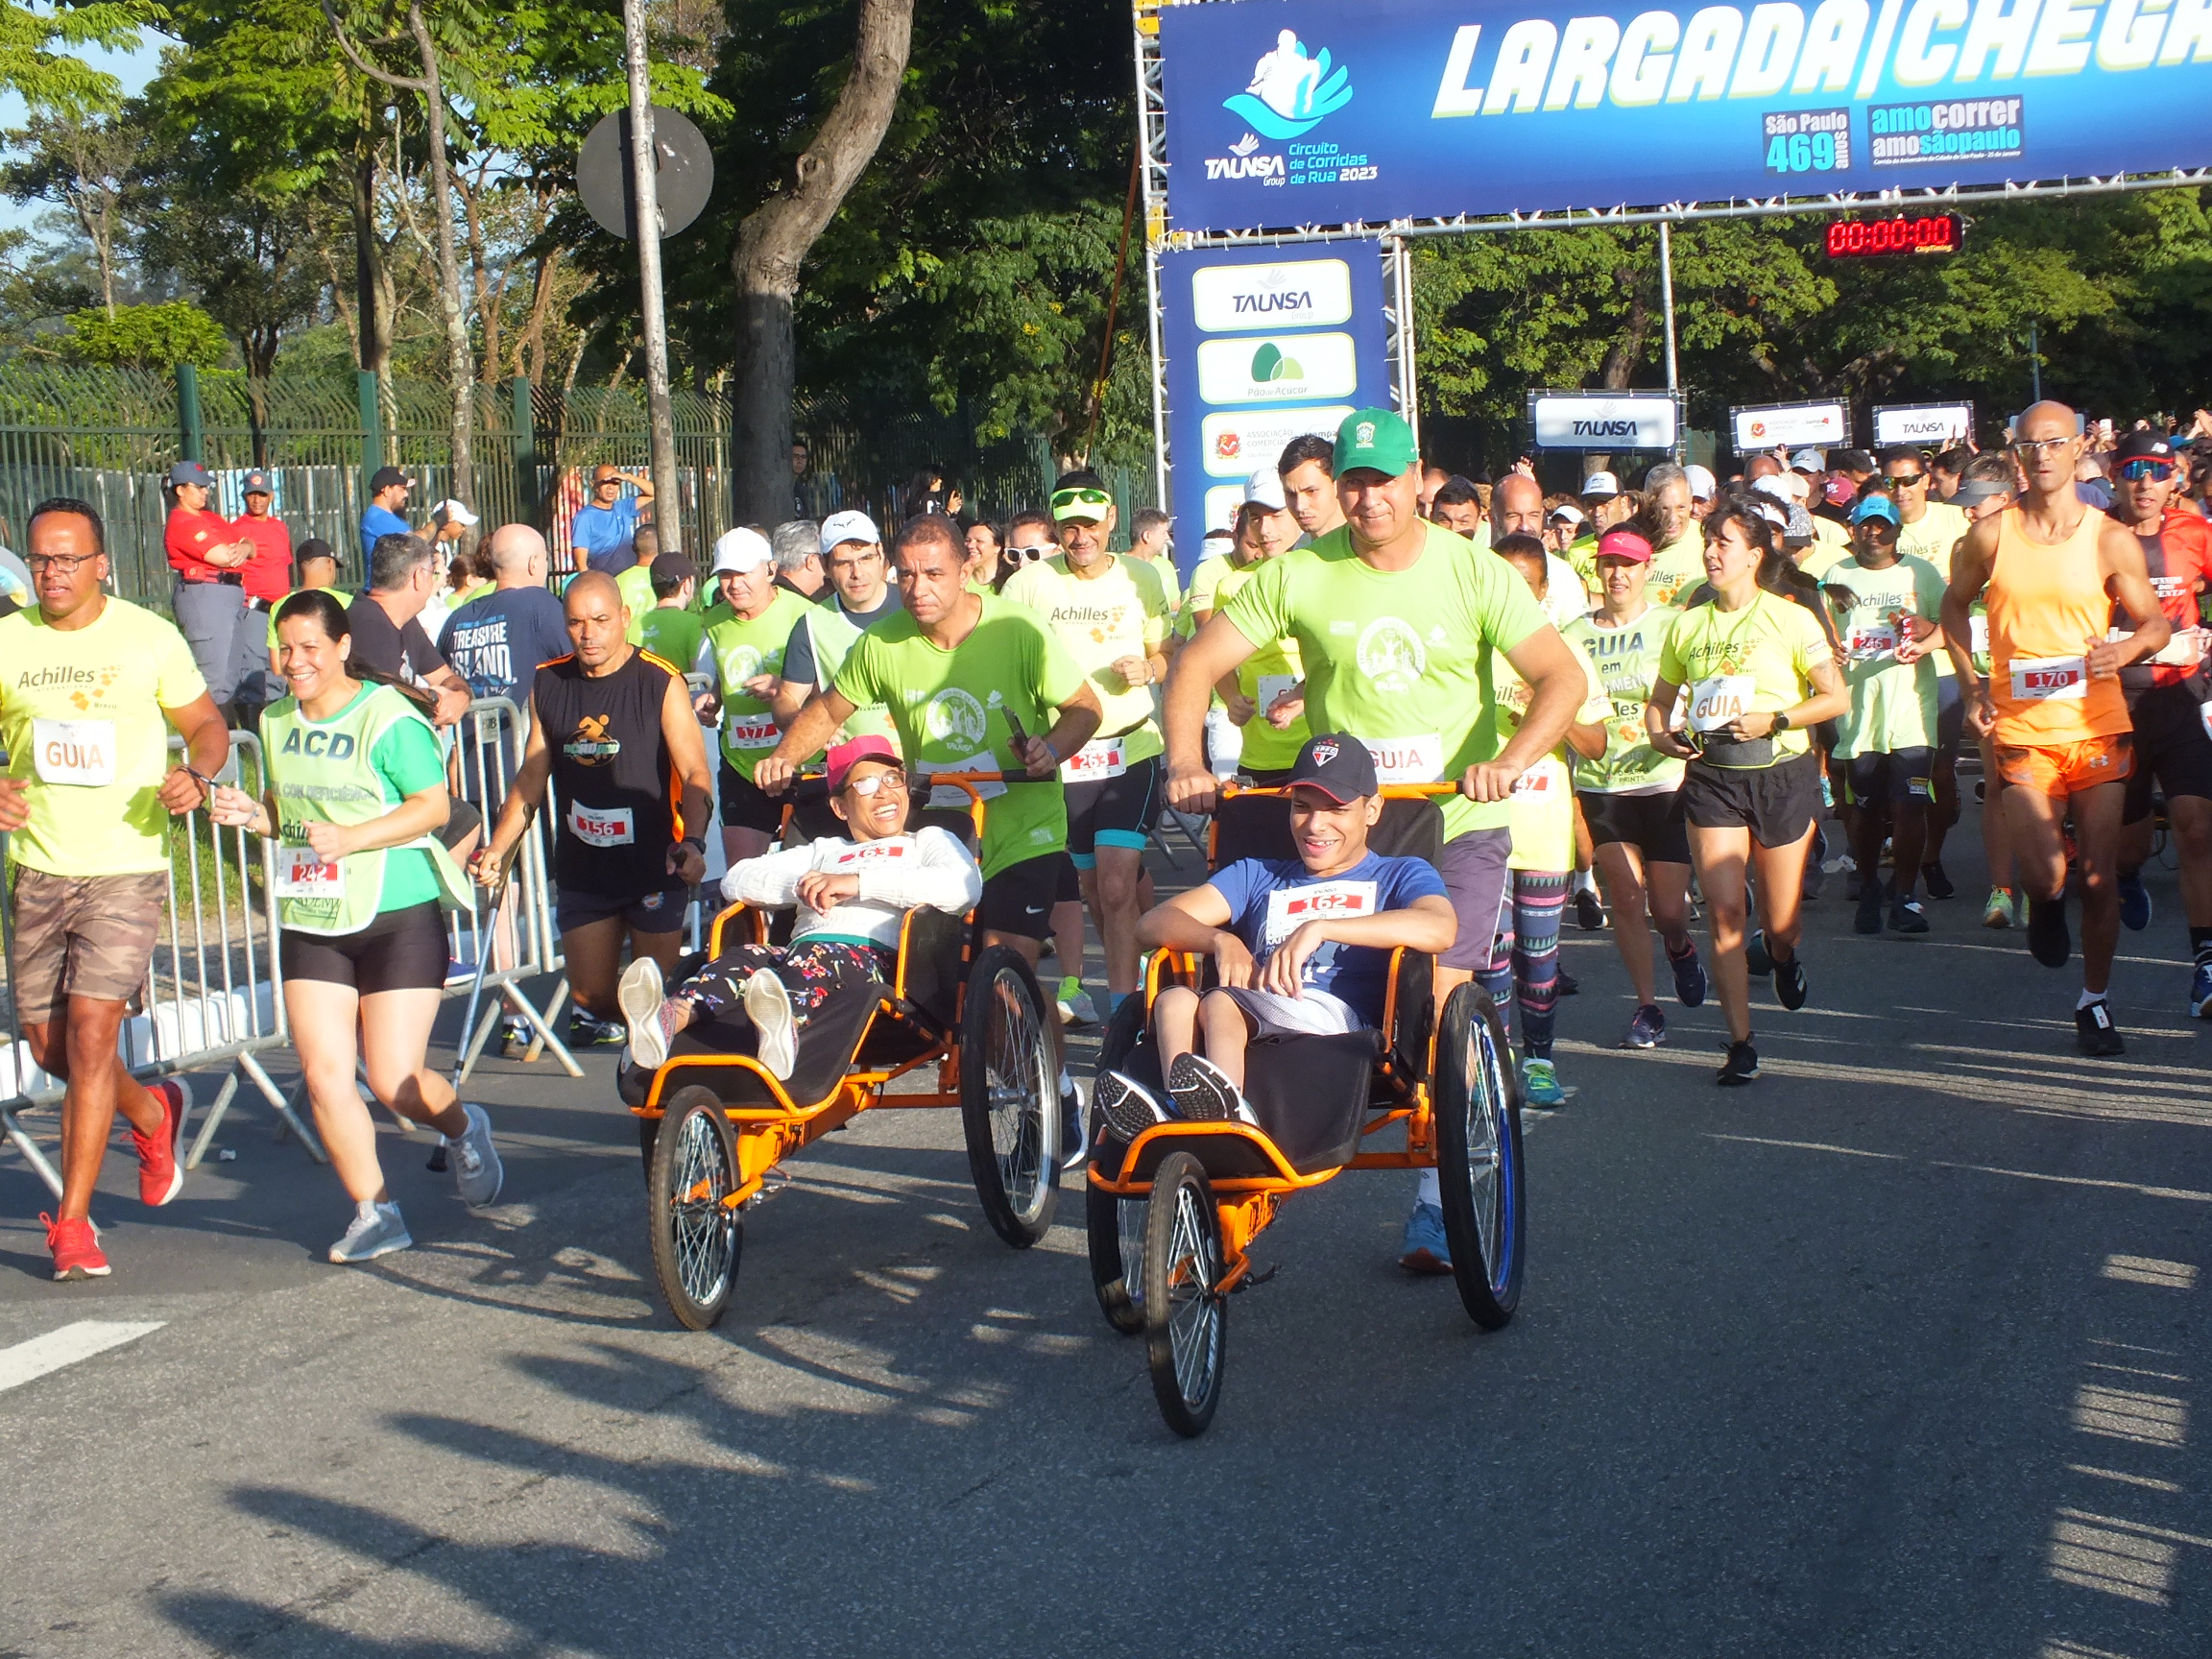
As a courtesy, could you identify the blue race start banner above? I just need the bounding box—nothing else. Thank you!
[1160,0,2212,231]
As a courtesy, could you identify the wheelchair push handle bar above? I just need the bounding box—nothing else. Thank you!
[1222,780,1461,801]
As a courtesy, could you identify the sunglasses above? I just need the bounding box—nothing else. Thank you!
[1888,471,1928,488]
[845,771,907,798]
[1008,544,1054,561]
[2122,459,2176,482]
[1050,486,1113,512]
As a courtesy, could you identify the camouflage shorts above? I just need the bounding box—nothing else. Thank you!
[7,867,167,1022]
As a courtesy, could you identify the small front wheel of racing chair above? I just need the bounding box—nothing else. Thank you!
[1142,1150,1227,1438]
[1086,992,1149,1335]
[647,1087,746,1331]
[1433,982,1526,1329]
[958,944,1060,1247]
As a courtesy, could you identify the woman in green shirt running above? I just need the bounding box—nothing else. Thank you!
[1646,501,1848,1087]
[210,589,502,1262]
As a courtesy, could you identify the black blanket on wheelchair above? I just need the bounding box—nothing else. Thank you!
[1116,1027,1377,1175]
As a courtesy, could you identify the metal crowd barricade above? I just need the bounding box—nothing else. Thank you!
[0,730,325,1200]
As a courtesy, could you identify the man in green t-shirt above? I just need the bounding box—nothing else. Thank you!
[702,528,815,867]
[637,552,706,674]
[1164,409,1588,1273]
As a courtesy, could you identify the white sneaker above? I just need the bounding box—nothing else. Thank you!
[328,1200,412,1263]
[1094,1070,1171,1144]
[745,969,797,1080]
[448,1102,504,1208]
[618,956,676,1070]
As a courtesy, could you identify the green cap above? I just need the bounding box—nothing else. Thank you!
[1332,408,1419,479]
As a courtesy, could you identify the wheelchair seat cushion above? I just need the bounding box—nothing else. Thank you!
[1106,1026,1377,1178]
[653,978,885,1109]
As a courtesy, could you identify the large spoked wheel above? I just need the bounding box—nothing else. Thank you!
[959,945,1059,1247]
[647,1087,744,1331]
[1434,983,1525,1329]
[1142,1151,1226,1438]
[1086,994,1149,1334]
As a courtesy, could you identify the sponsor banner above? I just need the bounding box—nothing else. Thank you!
[1162,240,1394,578]
[1731,399,1850,451]
[1527,392,1680,451]
[1161,0,2212,232]
[1872,400,1977,446]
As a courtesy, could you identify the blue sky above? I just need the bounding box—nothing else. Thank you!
[0,34,170,236]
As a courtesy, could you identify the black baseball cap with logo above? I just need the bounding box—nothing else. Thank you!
[1287,732,1378,803]
[2113,430,2176,466]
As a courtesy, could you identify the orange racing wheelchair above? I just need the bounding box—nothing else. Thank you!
[1084,783,1527,1436]
[624,774,1063,1329]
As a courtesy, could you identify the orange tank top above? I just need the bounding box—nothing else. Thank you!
[1985,503,2128,745]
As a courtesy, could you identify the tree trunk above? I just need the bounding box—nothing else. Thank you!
[728,0,914,523]
[1599,269,1651,390]
[351,146,390,377]
[405,1,474,504]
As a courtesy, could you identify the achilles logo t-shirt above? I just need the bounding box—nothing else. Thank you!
[1203,849,1447,1024]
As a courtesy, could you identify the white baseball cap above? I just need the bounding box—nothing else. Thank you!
[1685,464,1718,500]
[819,509,880,554]
[1244,468,1287,510]
[711,526,774,575]
[1751,474,1796,506]
[1580,470,1620,498]
[432,498,479,527]
[1548,501,1587,526]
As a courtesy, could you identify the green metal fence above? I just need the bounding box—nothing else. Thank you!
[0,364,1160,605]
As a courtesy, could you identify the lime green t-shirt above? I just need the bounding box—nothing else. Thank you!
[1568,603,1686,795]
[1128,548,1183,621]
[615,565,659,647]
[1000,553,1171,764]
[639,604,706,678]
[705,589,813,780]
[1824,552,1946,759]
[1648,526,1708,609]
[1205,558,1309,771]
[0,597,207,876]
[1895,501,1970,680]
[832,593,1088,878]
[1657,592,1829,769]
[1218,521,1551,838]
[1496,636,1610,872]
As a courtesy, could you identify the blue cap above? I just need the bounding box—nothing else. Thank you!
[241,469,273,494]
[1850,493,1901,527]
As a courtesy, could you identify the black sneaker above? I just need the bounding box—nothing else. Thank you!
[1555,966,1580,997]
[1668,942,1707,1007]
[2027,894,2072,969]
[2076,998,2125,1057]
[1717,1039,1760,1086]
[1575,886,1605,931]
[1888,898,1931,935]
[1772,950,1808,1011]
[1855,883,1884,935]
[566,1009,625,1047]
[1166,1052,1259,1126]
[1921,861,1956,901]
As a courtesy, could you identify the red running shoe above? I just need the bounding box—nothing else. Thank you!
[43,1214,110,1281]
[132,1079,190,1207]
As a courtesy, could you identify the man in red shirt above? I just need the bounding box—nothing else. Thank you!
[164,460,253,706]
[2108,431,2212,1015]
[228,468,293,714]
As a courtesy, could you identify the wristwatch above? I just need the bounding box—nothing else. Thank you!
[1771,710,1792,733]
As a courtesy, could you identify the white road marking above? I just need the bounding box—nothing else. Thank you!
[0,1320,163,1394]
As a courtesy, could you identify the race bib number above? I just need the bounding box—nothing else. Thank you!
[1263,879,1377,950]
[1512,759,1562,797]
[724,716,781,751]
[1847,623,1899,661]
[831,840,908,867]
[1362,733,1444,784]
[31,719,116,787]
[1061,735,1126,782]
[566,800,636,848]
[1969,613,1989,659]
[926,755,1006,810]
[275,843,344,900]
[2010,655,2086,703]
[1256,674,1299,720]
[1686,676,1755,734]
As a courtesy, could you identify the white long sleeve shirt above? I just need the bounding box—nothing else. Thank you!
[721,827,983,949]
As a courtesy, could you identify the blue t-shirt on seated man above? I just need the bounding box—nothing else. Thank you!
[1096,733,1455,1136]
[567,467,654,575]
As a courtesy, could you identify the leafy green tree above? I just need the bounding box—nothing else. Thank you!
[65,299,228,369]
[0,0,160,116]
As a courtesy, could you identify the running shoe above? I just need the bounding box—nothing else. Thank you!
[1716,1039,1760,1086]
[2076,998,2126,1058]
[566,1009,626,1047]
[1921,861,1956,901]
[43,1213,108,1281]
[1399,1201,1453,1275]
[448,1102,503,1208]
[1574,885,1605,931]
[2027,895,2072,969]
[1772,950,1809,1011]
[1982,887,2016,929]
[1889,898,1931,935]
[328,1201,412,1263]
[2191,960,2212,1020]
[1554,967,1580,998]
[1854,882,1885,935]
[1668,942,1707,1008]
[132,1078,190,1207]
[1520,1057,1567,1107]
[1744,930,1773,976]
[1623,1003,1667,1048]
[1093,1070,1169,1145]
[500,1016,532,1053]
[2118,871,2152,932]
[617,957,680,1070]
[1166,1051,1259,1126]
[743,970,797,1080]
[1056,975,1098,1027]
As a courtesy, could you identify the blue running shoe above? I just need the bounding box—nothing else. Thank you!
[1623,1003,1667,1048]
[1744,929,1773,977]
[1669,943,1707,1007]
[2119,871,2152,932]
[2192,961,2212,1020]
[1399,1201,1452,1275]
[1521,1056,1567,1107]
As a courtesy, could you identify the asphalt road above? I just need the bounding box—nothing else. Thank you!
[2,808,2207,1658]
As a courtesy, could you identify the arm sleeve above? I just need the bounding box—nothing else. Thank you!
[156,618,210,709]
[1217,557,1288,652]
[1790,602,1831,680]
[1201,862,1258,940]
[854,829,984,915]
[1135,561,1169,649]
[782,613,819,687]
[1382,854,1450,907]
[1657,613,1689,685]
[401,615,449,675]
[372,711,447,798]
[724,841,817,907]
[1186,558,1222,615]
[1913,558,1948,618]
[831,629,885,710]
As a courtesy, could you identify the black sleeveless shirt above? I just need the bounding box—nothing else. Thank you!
[532,648,684,896]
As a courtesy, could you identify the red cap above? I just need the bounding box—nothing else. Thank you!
[1596,527,1653,564]
[827,735,900,793]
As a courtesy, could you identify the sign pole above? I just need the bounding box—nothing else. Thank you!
[1659,220,1682,460]
[622,0,682,548]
